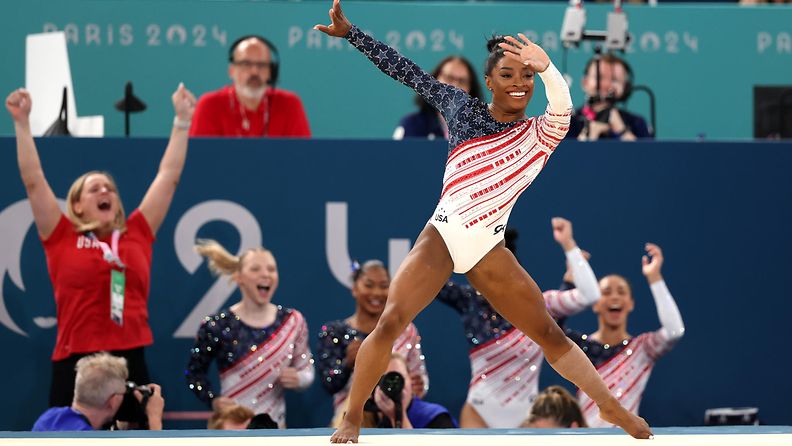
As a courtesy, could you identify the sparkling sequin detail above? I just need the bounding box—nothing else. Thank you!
[564,328,630,367]
[185,305,314,425]
[438,281,588,347]
[565,328,679,427]
[316,319,429,414]
[437,281,594,427]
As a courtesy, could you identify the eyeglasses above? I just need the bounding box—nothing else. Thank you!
[232,60,271,70]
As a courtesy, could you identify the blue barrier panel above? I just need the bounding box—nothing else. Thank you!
[1,137,791,429]
[1,1,791,139]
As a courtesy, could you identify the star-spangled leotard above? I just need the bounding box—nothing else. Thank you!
[346,26,572,273]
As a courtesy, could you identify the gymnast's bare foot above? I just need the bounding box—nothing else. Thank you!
[599,398,653,439]
[330,418,361,443]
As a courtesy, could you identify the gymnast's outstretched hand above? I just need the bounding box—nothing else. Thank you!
[314,0,352,38]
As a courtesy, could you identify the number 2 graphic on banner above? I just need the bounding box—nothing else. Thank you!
[172,200,262,338]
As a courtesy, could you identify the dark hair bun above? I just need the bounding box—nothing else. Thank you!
[486,35,508,53]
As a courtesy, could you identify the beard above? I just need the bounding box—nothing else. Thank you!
[236,78,267,100]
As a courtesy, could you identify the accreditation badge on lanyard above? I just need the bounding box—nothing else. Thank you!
[89,230,126,325]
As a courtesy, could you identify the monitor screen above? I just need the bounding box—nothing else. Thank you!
[754,86,792,139]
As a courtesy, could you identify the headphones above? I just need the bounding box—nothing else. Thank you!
[584,53,633,103]
[228,35,280,87]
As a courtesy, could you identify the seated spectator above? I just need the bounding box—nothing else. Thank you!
[393,55,482,140]
[566,53,652,141]
[520,385,587,428]
[32,353,164,431]
[190,35,310,137]
[208,404,255,430]
[362,353,456,429]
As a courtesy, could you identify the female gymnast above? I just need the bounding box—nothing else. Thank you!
[316,260,429,426]
[185,240,314,428]
[565,243,684,427]
[314,0,651,440]
[437,218,600,428]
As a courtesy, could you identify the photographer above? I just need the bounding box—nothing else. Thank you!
[363,353,456,429]
[32,353,164,431]
[566,53,652,141]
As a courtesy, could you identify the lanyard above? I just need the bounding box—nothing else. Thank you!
[229,87,270,135]
[88,230,126,325]
[88,230,125,270]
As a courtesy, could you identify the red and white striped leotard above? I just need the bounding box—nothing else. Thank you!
[431,107,570,273]
[437,248,601,427]
[332,322,427,417]
[218,309,314,427]
[566,280,685,427]
[345,26,572,273]
[577,330,674,427]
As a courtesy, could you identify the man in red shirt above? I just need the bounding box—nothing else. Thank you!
[190,35,311,137]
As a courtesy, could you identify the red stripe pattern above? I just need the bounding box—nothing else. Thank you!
[458,289,590,428]
[332,323,428,414]
[578,330,677,427]
[218,310,313,427]
[466,328,543,428]
[439,107,570,231]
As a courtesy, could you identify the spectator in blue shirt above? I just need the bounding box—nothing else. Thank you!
[33,353,164,431]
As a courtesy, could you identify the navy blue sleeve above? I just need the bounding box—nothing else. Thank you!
[346,25,468,120]
[185,318,220,407]
[564,327,586,345]
[316,321,354,395]
[435,281,477,315]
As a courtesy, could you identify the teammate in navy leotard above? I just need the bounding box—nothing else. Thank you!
[438,218,601,428]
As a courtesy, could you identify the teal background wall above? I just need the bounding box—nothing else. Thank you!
[1,1,791,140]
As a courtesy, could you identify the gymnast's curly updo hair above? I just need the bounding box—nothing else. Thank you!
[485,34,513,75]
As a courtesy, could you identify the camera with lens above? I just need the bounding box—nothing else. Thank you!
[378,371,404,401]
[113,381,152,429]
[363,371,406,428]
